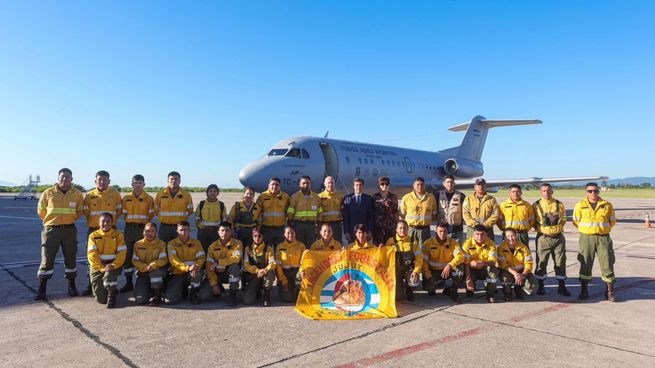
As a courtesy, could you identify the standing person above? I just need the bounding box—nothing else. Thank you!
[573,182,617,302]
[400,177,437,247]
[462,225,499,303]
[373,176,399,245]
[35,168,84,300]
[498,184,534,246]
[310,223,343,251]
[155,171,194,244]
[256,177,290,250]
[275,226,306,303]
[287,176,322,247]
[435,175,466,245]
[131,223,168,305]
[498,228,538,301]
[164,221,205,305]
[242,227,276,307]
[462,178,499,240]
[120,174,155,293]
[87,213,126,308]
[348,224,375,250]
[532,183,570,296]
[195,184,226,252]
[421,223,465,303]
[318,176,344,243]
[342,178,374,243]
[82,170,122,296]
[385,220,423,301]
[228,186,261,248]
[200,222,242,307]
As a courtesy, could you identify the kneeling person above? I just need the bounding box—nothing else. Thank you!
[462,225,499,303]
[386,220,423,301]
[200,222,242,307]
[498,228,537,301]
[132,223,168,305]
[422,223,465,303]
[276,225,306,303]
[311,223,343,251]
[243,228,276,306]
[165,221,205,304]
[87,213,126,308]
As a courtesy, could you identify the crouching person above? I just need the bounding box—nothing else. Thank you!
[243,227,276,307]
[276,225,306,303]
[200,222,242,307]
[132,223,168,305]
[463,224,499,303]
[87,212,126,308]
[498,228,537,301]
[422,223,465,304]
[386,220,423,301]
[165,221,206,305]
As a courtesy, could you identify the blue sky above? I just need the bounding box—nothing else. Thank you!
[1,1,653,188]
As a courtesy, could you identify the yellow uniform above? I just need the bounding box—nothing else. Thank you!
[462,237,498,264]
[421,237,465,279]
[497,241,534,273]
[87,228,127,272]
[310,239,342,251]
[196,200,226,229]
[84,188,123,229]
[462,193,499,229]
[257,190,290,227]
[228,200,261,229]
[132,238,168,272]
[462,236,499,297]
[122,192,155,224]
[498,199,534,231]
[573,198,616,235]
[38,185,84,225]
[206,238,242,287]
[386,235,423,274]
[275,240,306,286]
[287,191,323,221]
[244,242,276,274]
[349,240,375,250]
[155,187,194,225]
[533,198,567,236]
[318,190,343,222]
[167,238,205,275]
[400,192,437,227]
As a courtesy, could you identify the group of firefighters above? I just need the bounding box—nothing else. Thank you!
[35,168,617,308]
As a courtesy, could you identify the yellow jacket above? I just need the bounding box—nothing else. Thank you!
[87,228,126,272]
[498,199,534,231]
[462,193,499,228]
[310,238,343,251]
[318,190,343,222]
[497,241,533,273]
[349,240,375,250]
[122,192,155,224]
[533,198,566,236]
[275,240,306,286]
[84,188,123,228]
[573,197,616,235]
[206,238,242,286]
[38,185,84,226]
[400,192,437,227]
[461,237,498,264]
[287,191,322,222]
[385,235,423,273]
[155,187,194,225]
[167,237,205,275]
[132,238,168,272]
[228,200,261,228]
[256,190,290,227]
[195,200,226,229]
[421,237,465,278]
[244,242,276,274]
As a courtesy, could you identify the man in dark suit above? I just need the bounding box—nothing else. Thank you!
[342,178,375,243]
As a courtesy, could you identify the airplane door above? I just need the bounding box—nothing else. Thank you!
[320,141,340,180]
[404,157,413,174]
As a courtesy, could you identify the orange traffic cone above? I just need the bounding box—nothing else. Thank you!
[646,213,652,228]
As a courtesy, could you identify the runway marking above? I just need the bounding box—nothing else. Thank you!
[0,215,40,220]
[334,278,655,368]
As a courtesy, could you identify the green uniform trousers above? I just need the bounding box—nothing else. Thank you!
[91,268,121,304]
[535,233,567,280]
[578,233,615,283]
[38,225,78,280]
[134,268,166,304]
[242,270,276,305]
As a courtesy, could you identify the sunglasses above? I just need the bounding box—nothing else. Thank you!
[587,189,599,194]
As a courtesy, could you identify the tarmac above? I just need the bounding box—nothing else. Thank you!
[1,192,654,368]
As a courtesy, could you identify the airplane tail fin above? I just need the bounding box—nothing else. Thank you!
[442,115,542,162]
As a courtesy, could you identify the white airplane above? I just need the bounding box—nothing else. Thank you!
[238,115,607,194]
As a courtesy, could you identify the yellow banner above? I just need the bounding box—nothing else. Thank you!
[295,247,397,320]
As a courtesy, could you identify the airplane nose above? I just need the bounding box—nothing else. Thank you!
[239,160,269,193]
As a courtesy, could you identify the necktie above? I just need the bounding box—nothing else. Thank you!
[356,195,360,205]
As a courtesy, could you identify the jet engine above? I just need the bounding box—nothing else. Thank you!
[442,158,483,178]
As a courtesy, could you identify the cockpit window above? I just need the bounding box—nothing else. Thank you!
[267,149,289,156]
[286,148,302,158]
[301,149,310,159]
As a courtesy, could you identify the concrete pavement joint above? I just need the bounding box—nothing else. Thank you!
[0,264,139,368]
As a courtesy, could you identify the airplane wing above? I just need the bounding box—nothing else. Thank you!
[448,176,609,190]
